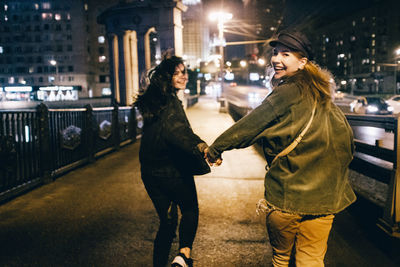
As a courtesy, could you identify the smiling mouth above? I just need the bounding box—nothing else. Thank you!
[274,67,285,71]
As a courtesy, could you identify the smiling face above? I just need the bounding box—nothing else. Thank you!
[171,63,188,90]
[270,44,307,79]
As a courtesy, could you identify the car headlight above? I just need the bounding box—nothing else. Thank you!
[388,106,394,112]
[367,105,379,113]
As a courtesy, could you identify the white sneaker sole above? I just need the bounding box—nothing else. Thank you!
[171,255,187,267]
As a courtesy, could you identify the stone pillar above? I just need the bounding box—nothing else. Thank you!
[145,27,156,70]
[98,0,187,105]
[124,31,139,105]
[117,32,127,105]
[107,33,119,103]
[137,32,147,81]
[156,2,186,57]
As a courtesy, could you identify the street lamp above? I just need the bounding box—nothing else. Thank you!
[209,11,232,98]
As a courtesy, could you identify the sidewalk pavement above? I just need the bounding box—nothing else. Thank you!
[0,96,270,267]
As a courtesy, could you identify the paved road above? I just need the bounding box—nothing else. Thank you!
[0,96,399,266]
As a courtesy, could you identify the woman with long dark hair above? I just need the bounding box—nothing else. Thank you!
[136,56,209,267]
[205,31,356,266]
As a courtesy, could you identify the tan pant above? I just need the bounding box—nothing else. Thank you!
[266,210,334,267]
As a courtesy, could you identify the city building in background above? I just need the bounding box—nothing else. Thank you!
[0,0,118,102]
[311,0,400,94]
[182,0,209,69]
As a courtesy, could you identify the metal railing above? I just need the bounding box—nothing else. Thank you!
[345,113,400,238]
[0,103,142,203]
[227,101,400,238]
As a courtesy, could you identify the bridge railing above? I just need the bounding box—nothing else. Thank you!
[0,104,142,203]
[226,101,400,238]
[345,113,400,238]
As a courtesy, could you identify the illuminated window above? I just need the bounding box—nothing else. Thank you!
[55,14,61,20]
[42,3,51,9]
[9,77,15,84]
[98,36,105,43]
[42,13,53,20]
[99,56,106,62]
[67,13,71,20]
[4,4,8,11]
[84,4,88,11]
[0,46,3,54]
[102,88,112,96]
[34,3,39,10]
[4,15,8,21]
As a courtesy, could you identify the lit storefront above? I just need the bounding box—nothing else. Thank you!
[1,86,33,101]
[0,85,82,102]
[36,86,81,101]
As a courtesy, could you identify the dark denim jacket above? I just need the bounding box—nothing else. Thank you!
[139,94,205,177]
[208,80,356,215]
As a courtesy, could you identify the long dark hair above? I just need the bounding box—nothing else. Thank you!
[135,56,185,120]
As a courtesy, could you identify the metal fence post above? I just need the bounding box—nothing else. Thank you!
[378,113,400,238]
[36,103,52,183]
[112,103,120,150]
[85,104,95,163]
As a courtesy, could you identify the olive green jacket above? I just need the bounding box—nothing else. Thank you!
[208,80,356,215]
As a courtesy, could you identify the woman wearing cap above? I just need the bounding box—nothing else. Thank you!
[205,31,356,266]
[136,56,209,267]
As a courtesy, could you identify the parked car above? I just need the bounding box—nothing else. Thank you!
[386,95,400,114]
[333,93,366,114]
[364,96,393,115]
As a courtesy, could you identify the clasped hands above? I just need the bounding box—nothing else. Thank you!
[197,143,223,166]
[203,147,223,166]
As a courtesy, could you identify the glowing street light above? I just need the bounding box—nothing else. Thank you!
[257,58,266,66]
[240,60,247,67]
[209,11,232,97]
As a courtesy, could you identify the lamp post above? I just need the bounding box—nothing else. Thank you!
[209,11,232,98]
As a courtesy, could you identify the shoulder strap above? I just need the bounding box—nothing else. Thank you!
[270,101,317,167]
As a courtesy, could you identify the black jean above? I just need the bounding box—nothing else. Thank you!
[141,173,199,267]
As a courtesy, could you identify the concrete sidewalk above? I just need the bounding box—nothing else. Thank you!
[0,96,270,266]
